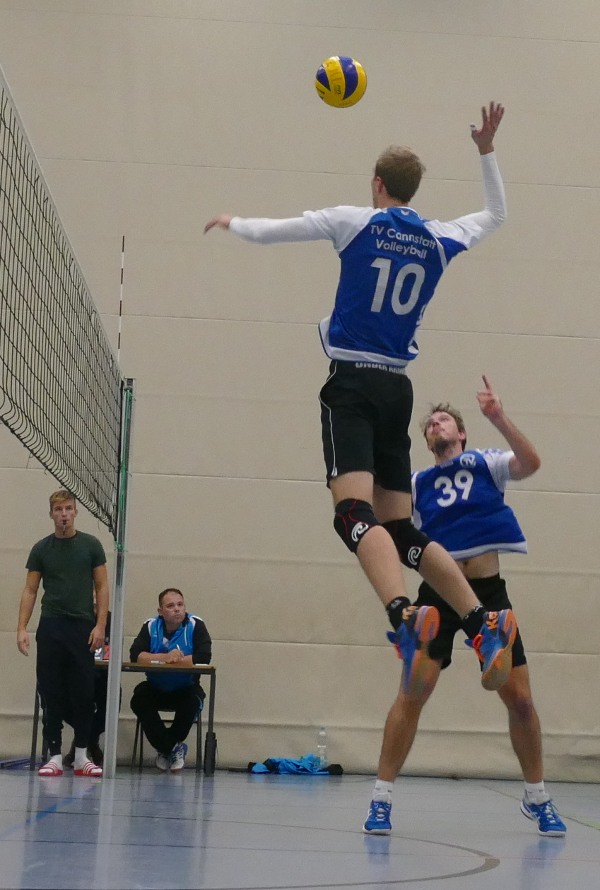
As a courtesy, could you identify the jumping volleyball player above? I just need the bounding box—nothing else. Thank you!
[205,101,516,791]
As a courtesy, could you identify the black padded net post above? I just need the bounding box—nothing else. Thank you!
[0,67,122,534]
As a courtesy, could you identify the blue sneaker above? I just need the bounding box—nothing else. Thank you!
[471,609,517,691]
[387,605,440,695]
[520,798,566,837]
[169,742,188,772]
[363,799,392,834]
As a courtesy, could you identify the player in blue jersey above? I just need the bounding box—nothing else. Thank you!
[363,376,566,837]
[204,102,517,699]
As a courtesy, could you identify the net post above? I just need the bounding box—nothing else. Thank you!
[103,377,135,779]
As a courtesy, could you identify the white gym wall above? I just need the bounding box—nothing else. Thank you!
[0,1,598,778]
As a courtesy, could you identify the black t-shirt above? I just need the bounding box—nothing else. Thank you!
[26,531,106,621]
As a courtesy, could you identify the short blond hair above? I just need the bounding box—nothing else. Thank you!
[49,489,76,509]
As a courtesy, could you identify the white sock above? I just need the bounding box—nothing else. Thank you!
[46,754,62,768]
[373,780,394,802]
[74,746,90,769]
[524,781,549,804]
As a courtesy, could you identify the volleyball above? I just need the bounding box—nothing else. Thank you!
[315,56,367,108]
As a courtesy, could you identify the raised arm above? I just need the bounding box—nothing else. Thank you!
[426,102,506,249]
[470,101,504,155]
[477,375,541,480]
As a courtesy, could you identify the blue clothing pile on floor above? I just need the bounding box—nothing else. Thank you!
[248,754,343,775]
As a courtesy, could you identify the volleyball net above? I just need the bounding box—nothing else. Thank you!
[0,66,122,534]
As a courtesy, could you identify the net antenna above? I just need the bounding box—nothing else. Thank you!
[0,65,134,778]
[118,235,125,363]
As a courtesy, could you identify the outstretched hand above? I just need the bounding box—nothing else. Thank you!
[204,214,233,234]
[470,102,504,154]
[476,374,504,422]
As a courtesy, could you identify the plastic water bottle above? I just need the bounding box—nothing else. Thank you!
[317,726,328,768]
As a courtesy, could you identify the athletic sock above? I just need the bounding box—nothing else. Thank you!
[461,605,486,639]
[74,746,90,770]
[373,779,394,802]
[386,597,411,630]
[45,754,62,769]
[524,781,549,805]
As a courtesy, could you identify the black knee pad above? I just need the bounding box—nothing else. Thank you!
[334,499,379,553]
[383,518,431,570]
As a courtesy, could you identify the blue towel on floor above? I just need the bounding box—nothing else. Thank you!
[248,754,343,775]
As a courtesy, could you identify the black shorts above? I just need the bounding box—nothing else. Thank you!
[414,574,526,670]
[319,360,413,490]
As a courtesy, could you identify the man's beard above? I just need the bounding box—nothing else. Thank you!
[429,435,453,458]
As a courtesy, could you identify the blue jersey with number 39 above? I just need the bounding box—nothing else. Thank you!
[412,449,527,559]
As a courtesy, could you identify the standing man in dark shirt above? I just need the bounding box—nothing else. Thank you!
[17,490,108,777]
[130,588,212,772]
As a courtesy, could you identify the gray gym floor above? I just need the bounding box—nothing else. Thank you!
[0,769,597,889]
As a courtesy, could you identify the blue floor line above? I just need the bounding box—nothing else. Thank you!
[0,794,84,841]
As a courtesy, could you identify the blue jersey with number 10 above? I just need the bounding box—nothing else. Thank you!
[228,153,505,366]
[323,205,465,365]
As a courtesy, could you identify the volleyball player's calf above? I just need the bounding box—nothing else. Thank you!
[383,518,517,692]
[333,500,439,694]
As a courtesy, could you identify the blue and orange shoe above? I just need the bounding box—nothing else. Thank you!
[469,609,517,691]
[387,605,440,695]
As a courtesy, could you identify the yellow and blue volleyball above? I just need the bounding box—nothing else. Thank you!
[315,56,367,108]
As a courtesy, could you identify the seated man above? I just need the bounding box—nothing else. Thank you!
[130,588,212,771]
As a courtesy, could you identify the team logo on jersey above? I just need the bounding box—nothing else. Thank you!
[407,546,422,567]
[460,454,476,468]
[351,522,370,543]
